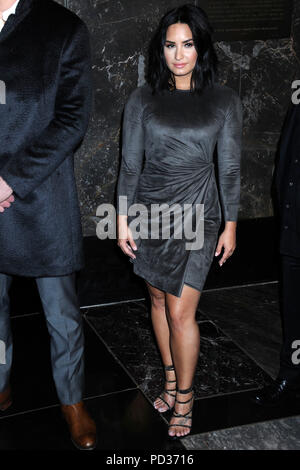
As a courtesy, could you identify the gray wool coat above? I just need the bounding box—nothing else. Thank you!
[0,0,93,277]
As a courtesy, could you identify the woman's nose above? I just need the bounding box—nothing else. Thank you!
[175,46,184,61]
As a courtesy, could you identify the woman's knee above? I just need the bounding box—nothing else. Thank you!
[146,283,166,309]
[166,306,195,330]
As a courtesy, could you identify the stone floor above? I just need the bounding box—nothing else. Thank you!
[1,280,300,451]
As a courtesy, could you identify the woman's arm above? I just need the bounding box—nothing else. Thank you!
[215,91,243,266]
[116,87,145,258]
[116,87,145,215]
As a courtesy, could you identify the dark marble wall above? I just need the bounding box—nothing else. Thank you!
[57,0,300,235]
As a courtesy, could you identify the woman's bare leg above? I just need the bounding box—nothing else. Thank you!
[166,284,201,437]
[146,281,176,412]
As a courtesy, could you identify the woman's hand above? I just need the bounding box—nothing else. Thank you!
[215,221,237,266]
[117,215,138,259]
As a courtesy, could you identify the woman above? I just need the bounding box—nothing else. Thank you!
[116,4,243,439]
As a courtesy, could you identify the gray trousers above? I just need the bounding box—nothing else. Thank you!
[0,273,85,405]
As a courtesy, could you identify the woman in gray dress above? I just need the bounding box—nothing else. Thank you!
[116,4,243,439]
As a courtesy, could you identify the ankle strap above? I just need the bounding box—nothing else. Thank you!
[177,385,193,394]
[164,364,175,371]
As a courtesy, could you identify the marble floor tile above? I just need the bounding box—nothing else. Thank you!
[182,414,300,450]
[85,298,271,403]
[176,387,300,437]
[0,390,183,450]
[197,282,282,379]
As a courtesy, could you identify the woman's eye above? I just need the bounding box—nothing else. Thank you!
[185,42,194,47]
[165,44,175,48]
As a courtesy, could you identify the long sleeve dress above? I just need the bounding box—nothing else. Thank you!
[116,83,243,297]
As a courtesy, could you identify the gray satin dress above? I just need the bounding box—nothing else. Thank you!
[116,83,243,297]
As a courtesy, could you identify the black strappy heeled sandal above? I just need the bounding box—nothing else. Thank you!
[153,364,177,413]
[168,385,194,439]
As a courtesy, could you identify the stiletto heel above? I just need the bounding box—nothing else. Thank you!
[153,364,176,413]
[168,385,194,439]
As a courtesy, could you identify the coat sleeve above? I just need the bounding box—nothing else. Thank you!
[274,103,295,205]
[217,91,243,222]
[0,19,93,200]
[116,88,145,216]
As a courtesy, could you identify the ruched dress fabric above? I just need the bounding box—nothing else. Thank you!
[117,84,243,297]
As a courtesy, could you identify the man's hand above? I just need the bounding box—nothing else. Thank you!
[0,176,13,203]
[0,194,15,213]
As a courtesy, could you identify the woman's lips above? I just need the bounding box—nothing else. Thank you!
[173,63,187,68]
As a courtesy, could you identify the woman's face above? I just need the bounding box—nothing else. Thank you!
[164,23,198,81]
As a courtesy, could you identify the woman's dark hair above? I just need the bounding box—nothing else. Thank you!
[146,4,218,94]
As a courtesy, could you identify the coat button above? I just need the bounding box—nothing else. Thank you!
[295,159,299,163]
[284,225,289,229]
[289,181,294,186]
[286,204,290,208]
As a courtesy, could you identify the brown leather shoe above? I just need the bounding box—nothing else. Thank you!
[61,401,97,450]
[0,385,12,411]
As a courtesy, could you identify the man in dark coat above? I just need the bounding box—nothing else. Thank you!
[253,100,300,406]
[0,0,97,449]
